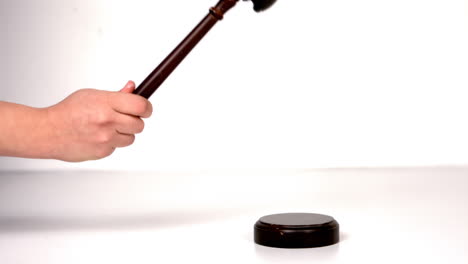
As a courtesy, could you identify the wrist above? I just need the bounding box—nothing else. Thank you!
[0,102,57,159]
[41,106,62,160]
[21,106,59,160]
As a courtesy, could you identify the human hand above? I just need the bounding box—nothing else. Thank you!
[45,81,153,162]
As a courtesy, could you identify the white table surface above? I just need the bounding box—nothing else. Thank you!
[0,167,467,263]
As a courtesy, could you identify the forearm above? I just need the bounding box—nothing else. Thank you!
[0,101,55,159]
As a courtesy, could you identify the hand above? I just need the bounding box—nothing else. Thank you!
[46,81,153,162]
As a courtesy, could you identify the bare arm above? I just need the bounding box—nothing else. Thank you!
[0,81,152,162]
[0,101,53,159]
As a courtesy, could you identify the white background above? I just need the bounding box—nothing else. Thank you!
[0,0,467,170]
[1,2,468,263]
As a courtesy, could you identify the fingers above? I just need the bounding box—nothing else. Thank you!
[112,133,136,148]
[108,112,144,147]
[94,112,142,149]
[120,81,136,93]
[114,114,145,135]
[108,92,153,118]
[95,129,136,149]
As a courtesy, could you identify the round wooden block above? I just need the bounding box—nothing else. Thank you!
[254,213,340,248]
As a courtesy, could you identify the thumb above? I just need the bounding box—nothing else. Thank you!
[119,81,136,93]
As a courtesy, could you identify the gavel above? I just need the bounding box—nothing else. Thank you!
[133,0,277,99]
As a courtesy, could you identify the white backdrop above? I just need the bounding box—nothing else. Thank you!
[0,0,467,171]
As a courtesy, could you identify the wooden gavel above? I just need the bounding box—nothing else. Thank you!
[133,0,276,99]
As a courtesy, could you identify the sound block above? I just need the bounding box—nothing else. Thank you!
[254,213,340,248]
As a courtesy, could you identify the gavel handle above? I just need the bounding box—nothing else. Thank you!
[133,0,238,99]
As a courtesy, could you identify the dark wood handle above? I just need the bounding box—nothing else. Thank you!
[133,0,238,99]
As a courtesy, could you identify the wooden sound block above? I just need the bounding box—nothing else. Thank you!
[254,213,340,248]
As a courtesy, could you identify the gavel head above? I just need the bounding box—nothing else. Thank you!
[245,0,277,12]
[212,0,276,19]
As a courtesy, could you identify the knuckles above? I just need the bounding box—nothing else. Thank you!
[134,98,153,118]
[135,119,145,134]
[126,135,136,146]
[96,131,113,144]
[92,110,114,126]
[144,101,153,118]
[109,92,153,118]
